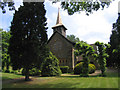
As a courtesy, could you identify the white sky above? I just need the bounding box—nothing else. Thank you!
[45,0,118,44]
[0,0,119,44]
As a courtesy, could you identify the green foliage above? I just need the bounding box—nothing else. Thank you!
[59,1,112,15]
[0,29,11,71]
[67,34,80,43]
[75,42,95,76]
[74,62,83,74]
[8,2,48,80]
[74,62,96,74]
[60,66,69,73]
[89,64,96,74]
[41,52,61,77]
[22,68,41,76]
[95,41,109,76]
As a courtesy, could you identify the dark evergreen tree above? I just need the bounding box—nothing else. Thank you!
[8,2,48,81]
[108,13,120,68]
[41,52,61,77]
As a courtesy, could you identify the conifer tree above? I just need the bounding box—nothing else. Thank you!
[108,13,120,68]
[41,52,61,77]
[8,2,48,81]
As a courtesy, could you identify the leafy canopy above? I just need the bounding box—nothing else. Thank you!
[53,0,113,15]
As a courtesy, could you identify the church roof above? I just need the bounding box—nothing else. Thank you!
[52,8,67,30]
[47,31,76,46]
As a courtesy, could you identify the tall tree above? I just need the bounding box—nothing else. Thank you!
[67,34,80,43]
[75,42,95,77]
[108,13,120,68]
[8,2,48,81]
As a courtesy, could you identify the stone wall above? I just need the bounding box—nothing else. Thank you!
[48,32,74,71]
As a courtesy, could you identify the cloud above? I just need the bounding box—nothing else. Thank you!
[57,1,118,44]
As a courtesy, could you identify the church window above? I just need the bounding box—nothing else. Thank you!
[60,60,61,63]
[63,60,64,63]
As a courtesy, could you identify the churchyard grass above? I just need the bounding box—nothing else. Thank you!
[1,72,23,80]
[2,71,119,88]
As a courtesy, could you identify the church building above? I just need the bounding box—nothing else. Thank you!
[47,9,99,71]
[47,9,75,71]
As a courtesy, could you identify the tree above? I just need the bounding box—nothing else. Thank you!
[95,41,110,76]
[108,13,120,68]
[58,0,113,15]
[1,0,113,15]
[41,52,61,76]
[0,29,11,72]
[2,30,11,72]
[0,29,2,71]
[8,2,48,81]
[75,42,95,77]
[67,34,80,43]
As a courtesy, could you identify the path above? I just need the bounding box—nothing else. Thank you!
[61,70,101,77]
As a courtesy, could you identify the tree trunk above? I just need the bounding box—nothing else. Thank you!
[25,68,30,81]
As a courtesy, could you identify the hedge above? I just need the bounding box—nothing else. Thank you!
[74,62,96,74]
[60,66,69,73]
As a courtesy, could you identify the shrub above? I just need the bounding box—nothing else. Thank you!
[74,62,83,74]
[4,70,10,73]
[74,62,96,74]
[22,68,41,76]
[89,64,96,74]
[41,52,61,77]
[60,66,69,73]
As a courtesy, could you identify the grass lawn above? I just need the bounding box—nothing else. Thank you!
[2,71,119,88]
[1,72,23,80]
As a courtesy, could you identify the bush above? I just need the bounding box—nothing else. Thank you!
[4,70,10,73]
[60,66,69,73]
[74,62,83,74]
[74,62,96,74]
[41,52,61,77]
[22,68,41,76]
[89,64,96,74]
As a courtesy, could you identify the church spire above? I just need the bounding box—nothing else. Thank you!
[52,8,67,37]
[56,8,62,24]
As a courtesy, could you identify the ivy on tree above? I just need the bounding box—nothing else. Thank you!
[8,2,48,81]
[75,42,95,77]
[95,41,110,76]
